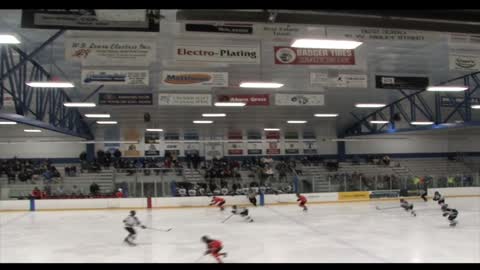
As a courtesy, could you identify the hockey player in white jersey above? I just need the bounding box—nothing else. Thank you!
[231,205,254,222]
[433,191,445,205]
[123,210,146,246]
[400,198,416,216]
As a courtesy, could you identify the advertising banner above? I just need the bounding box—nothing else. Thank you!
[185,23,253,35]
[184,142,201,156]
[284,141,300,154]
[174,44,260,64]
[369,190,400,199]
[375,75,429,90]
[265,131,280,140]
[303,141,318,154]
[164,142,183,157]
[228,130,243,140]
[247,142,263,155]
[326,27,441,43]
[81,69,149,86]
[310,72,367,88]
[266,142,281,155]
[104,126,120,154]
[449,53,480,71]
[161,71,228,87]
[440,96,480,107]
[122,128,141,157]
[226,142,244,155]
[21,9,160,32]
[275,94,324,106]
[216,94,269,106]
[158,94,212,106]
[338,191,370,201]
[255,23,312,41]
[2,93,14,107]
[205,142,224,160]
[65,38,156,66]
[144,132,160,156]
[99,93,153,106]
[274,47,355,65]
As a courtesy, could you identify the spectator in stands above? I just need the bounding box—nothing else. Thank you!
[55,185,65,197]
[382,155,391,166]
[90,182,100,196]
[192,153,201,170]
[186,153,192,169]
[31,187,42,199]
[115,188,124,198]
[71,185,80,196]
[352,155,361,165]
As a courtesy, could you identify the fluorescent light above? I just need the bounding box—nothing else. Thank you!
[193,120,213,124]
[287,120,307,124]
[0,121,17,125]
[0,35,20,44]
[214,102,246,107]
[146,129,164,132]
[239,82,284,88]
[370,120,389,124]
[264,128,280,131]
[26,82,75,88]
[355,103,386,108]
[64,102,96,108]
[96,121,117,125]
[314,114,338,117]
[24,129,42,133]
[291,39,362,49]
[411,121,434,125]
[202,113,226,117]
[426,86,468,92]
[472,105,480,109]
[85,114,110,118]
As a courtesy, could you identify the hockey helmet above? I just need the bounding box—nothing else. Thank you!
[400,198,405,202]
[232,205,237,209]
[201,235,209,242]
[130,210,136,216]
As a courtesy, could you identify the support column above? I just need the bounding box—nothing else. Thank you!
[86,143,95,162]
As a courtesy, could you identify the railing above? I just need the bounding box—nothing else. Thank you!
[305,173,480,194]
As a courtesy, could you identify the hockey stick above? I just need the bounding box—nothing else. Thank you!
[221,214,234,223]
[375,205,399,210]
[146,227,172,232]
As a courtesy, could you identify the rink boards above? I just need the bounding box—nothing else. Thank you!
[0,187,479,212]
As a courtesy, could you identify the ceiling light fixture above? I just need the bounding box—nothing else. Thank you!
[472,105,480,109]
[411,121,434,125]
[96,121,118,125]
[146,129,164,132]
[85,114,111,118]
[264,128,280,131]
[202,113,227,117]
[26,82,75,88]
[63,102,96,108]
[0,34,20,44]
[314,114,339,117]
[370,120,390,124]
[426,86,468,92]
[355,103,386,108]
[214,102,246,107]
[291,39,362,49]
[24,129,42,133]
[0,121,17,125]
[287,120,307,124]
[193,120,213,124]
[239,82,284,88]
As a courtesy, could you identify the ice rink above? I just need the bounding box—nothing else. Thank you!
[1,197,479,263]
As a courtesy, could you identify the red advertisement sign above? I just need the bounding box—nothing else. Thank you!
[266,142,280,155]
[228,130,243,140]
[228,149,243,155]
[265,131,280,139]
[217,94,269,106]
[274,47,355,65]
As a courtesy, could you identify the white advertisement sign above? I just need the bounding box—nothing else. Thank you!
[161,71,228,87]
[3,93,14,107]
[174,44,260,64]
[310,72,367,88]
[284,141,301,154]
[205,142,224,160]
[449,54,480,71]
[65,39,156,66]
[303,141,318,154]
[81,69,149,86]
[326,27,441,42]
[275,94,324,106]
[158,94,212,106]
[255,24,314,41]
[184,142,202,155]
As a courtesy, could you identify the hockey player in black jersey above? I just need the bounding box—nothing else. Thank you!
[433,191,445,205]
[231,205,254,222]
[123,210,146,246]
[441,204,459,226]
[400,198,416,216]
[247,190,257,207]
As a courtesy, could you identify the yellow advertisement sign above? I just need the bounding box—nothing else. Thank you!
[338,191,370,201]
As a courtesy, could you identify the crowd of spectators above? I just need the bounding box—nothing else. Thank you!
[0,158,61,184]
[173,180,293,197]
[328,172,400,191]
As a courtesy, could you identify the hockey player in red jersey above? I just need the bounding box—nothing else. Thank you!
[296,193,308,211]
[201,235,227,263]
[209,196,226,211]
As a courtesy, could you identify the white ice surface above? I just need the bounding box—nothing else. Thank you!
[1,197,479,263]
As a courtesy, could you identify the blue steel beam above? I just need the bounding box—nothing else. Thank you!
[344,71,480,136]
[0,112,91,140]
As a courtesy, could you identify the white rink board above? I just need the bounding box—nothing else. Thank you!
[428,187,480,197]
